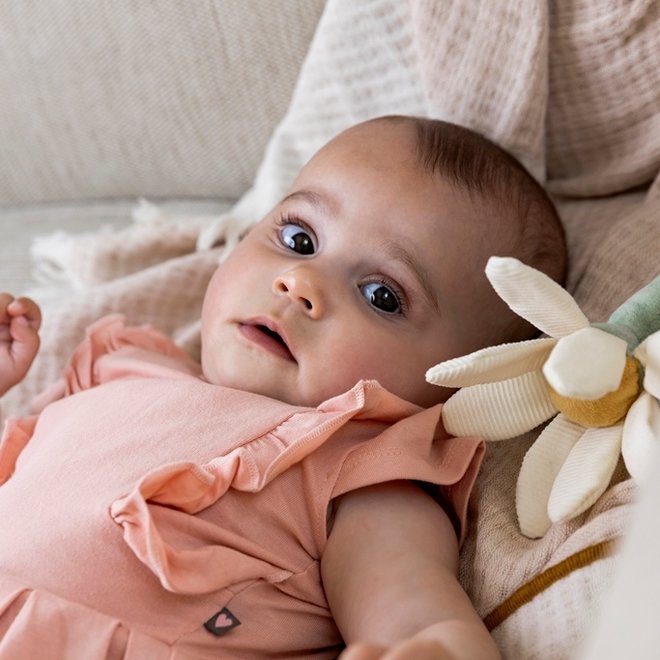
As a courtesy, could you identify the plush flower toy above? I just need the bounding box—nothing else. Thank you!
[426,257,660,538]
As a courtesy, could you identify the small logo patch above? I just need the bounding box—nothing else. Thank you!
[204,607,241,636]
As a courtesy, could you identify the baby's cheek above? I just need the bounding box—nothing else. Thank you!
[344,351,397,387]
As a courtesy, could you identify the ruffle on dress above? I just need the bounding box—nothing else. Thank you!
[109,379,421,595]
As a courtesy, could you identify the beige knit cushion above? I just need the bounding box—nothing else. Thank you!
[546,0,660,196]
[0,1,325,205]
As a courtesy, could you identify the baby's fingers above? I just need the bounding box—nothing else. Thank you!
[340,643,387,660]
[0,301,41,395]
[7,296,42,330]
[0,292,14,322]
[342,639,450,660]
[9,314,40,359]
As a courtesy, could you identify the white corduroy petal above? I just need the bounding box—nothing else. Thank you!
[516,415,585,538]
[425,337,555,388]
[543,327,629,399]
[621,331,660,483]
[548,424,623,524]
[637,331,660,399]
[485,257,590,338]
[441,370,556,440]
[622,393,660,484]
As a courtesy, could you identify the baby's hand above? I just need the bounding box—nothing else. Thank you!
[340,639,450,660]
[0,294,42,397]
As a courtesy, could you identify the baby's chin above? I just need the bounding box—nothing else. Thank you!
[203,363,449,409]
[201,369,306,405]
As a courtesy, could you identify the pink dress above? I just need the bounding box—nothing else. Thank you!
[0,316,484,659]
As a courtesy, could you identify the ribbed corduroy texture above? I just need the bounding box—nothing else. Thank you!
[443,371,556,441]
[426,338,555,388]
[486,258,590,338]
[516,415,586,538]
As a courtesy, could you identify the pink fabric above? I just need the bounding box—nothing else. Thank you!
[0,316,484,658]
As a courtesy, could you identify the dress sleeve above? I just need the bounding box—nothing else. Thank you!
[328,404,485,546]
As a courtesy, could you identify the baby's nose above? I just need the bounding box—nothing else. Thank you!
[273,267,325,319]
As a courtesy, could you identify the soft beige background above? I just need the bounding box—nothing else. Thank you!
[0,0,326,205]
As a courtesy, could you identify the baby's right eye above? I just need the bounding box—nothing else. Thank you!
[279,222,316,255]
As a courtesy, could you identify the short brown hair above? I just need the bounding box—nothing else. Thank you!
[412,117,566,285]
[378,115,567,344]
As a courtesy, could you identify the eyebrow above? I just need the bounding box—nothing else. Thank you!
[385,240,441,315]
[280,189,331,211]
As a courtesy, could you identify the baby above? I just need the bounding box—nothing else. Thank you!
[0,116,565,659]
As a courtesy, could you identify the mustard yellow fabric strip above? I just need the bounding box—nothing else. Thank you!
[483,538,619,631]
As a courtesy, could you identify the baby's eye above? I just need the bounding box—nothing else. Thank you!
[279,223,315,255]
[360,282,402,314]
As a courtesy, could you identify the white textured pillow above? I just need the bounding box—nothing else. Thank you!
[0,1,325,205]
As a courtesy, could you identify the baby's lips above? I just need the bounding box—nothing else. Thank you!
[239,318,297,363]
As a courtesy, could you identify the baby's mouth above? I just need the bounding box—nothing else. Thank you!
[239,322,296,362]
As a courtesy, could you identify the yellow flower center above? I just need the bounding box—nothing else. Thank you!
[547,355,643,427]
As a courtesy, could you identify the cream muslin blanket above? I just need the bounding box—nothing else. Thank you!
[4,1,659,658]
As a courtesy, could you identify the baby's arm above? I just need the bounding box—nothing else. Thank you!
[0,293,41,397]
[322,481,501,660]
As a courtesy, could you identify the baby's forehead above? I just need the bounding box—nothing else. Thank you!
[292,119,523,255]
[312,119,419,165]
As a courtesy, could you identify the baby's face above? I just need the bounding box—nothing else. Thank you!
[201,120,494,407]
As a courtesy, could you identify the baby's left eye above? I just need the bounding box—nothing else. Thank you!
[360,282,402,314]
[279,223,315,255]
